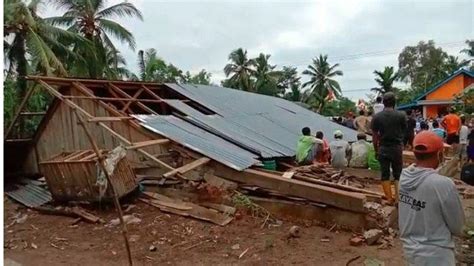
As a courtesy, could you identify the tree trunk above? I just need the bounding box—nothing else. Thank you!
[14,34,28,138]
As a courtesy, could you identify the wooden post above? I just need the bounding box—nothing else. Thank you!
[5,85,37,139]
[74,110,133,266]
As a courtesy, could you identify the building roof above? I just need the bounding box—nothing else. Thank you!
[397,68,474,110]
[164,83,359,158]
[27,76,359,171]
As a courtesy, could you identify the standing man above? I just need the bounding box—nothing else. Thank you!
[354,110,369,133]
[371,92,407,204]
[441,108,461,150]
[399,131,464,265]
[373,96,384,114]
[404,110,417,150]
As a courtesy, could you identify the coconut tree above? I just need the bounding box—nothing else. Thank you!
[371,66,399,95]
[253,53,281,96]
[4,0,83,96]
[223,48,256,91]
[47,0,143,78]
[302,54,343,112]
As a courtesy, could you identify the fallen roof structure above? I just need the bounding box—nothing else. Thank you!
[5,76,369,215]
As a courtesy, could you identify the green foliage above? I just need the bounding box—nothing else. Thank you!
[4,78,18,129]
[280,66,302,100]
[398,40,468,93]
[320,97,356,117]
[48,0,143,78]
[184,69,212,85]
[254,53,282,96]
[302,54,343,113]
[454,87,474,115]
[223,48,256,91]
[371,66,399,95]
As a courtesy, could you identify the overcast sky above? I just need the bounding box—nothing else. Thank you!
[42,0,473,100]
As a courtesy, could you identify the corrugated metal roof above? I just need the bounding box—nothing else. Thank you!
[164,83,359,158]
[134,115,261,171]
[6,180,52,207]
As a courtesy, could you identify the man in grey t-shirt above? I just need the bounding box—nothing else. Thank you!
[329,130,351,168]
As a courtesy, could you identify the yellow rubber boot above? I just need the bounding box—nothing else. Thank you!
[393,181,399,204]
[381,181,394,205]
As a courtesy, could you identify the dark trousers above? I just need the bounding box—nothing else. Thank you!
[378,145,403,181]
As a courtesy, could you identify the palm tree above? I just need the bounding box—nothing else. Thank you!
[302,55,343,112]
[223,48,256,91]
[284,84,302,102]
[135,49,185,83]
[103,49,133,80]
[253,53,281,96]
[47,0,143,78]
[279,66,301,98]
[371,66,399,95]
[461,39,474,57]
[4,0,83,96]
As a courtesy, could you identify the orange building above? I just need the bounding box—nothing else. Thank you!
[398,69,474,118]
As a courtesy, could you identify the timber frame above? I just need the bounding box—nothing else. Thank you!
[5,76,368,215]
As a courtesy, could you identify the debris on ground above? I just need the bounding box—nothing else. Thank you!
[109,215,141,226]
[288,225,301,238]
[349,235,365,246]
[364,229,383,245]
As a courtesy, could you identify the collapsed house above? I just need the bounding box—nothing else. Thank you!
[5,76,383,230]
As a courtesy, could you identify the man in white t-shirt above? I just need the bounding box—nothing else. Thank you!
[373,96,384,114]
[459,116,469,162]
[329,130,351,168]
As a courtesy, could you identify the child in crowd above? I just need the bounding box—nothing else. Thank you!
[315,131,330,163]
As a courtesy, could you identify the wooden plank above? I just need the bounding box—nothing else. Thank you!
[163,157,211,178]
[126,139,170,150]
[27,75,162,88]
[140,192,233,226]
[108,83,158,115]
[20,112,46,116]
[121,88,143,112]
[64,95,164,103]
[213,164,367,213]
[293,175,384,197]
[4,138,33,142]
[88,117,134,122]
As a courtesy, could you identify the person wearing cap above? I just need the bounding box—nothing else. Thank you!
[329,130,351,168]
[370,92,407,204]
[399,131,464,266]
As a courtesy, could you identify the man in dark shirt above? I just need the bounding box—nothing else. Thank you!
[371,92,407,205]
[404,109,416,149]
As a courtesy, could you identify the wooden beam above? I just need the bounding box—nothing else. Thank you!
[122,88,144,112]
[213,164,367,213]
[5,85,37,139]
[63,95,164,103]
[27,75,162,88]
[108,83,158,115]
[126,139,170,150]
[88,117,134,122]
[293,175,384,197]
[163,157,211,178]
[20,112,46,116]
[4,138,33,142]
[36,80,94,120]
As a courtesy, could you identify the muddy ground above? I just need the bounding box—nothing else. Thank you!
[4,167,474,265]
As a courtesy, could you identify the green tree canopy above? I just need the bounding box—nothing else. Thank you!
[371,66,399,95]
[48,0,143,78]
[223,48,256,91]
[302,54,343,113]
[398,40,468,93]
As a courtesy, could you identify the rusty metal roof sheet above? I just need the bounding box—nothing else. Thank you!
[6,179,52,207]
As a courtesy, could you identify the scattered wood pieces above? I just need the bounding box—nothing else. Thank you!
[282,171,295,179]
[140,192,233,226]
[182,239,210,251]
[163,157,211,178]
[33,206,103,224]
[346,255,361,266]
[238,248,249,259]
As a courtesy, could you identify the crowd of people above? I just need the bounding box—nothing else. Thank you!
[295,92,473,265]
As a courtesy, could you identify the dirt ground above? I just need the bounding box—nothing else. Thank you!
[4,166,474,265]
[4,197,406,266]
